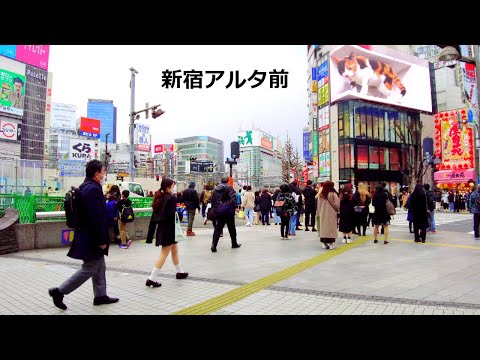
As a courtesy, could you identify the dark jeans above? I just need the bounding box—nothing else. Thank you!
[474,213,480,238]
[305,209,316,228]
[413,223,427,242]
[212,215,238,248]
[280,214,291,238]
[261,211,270,225]
[296,212,301,227]
[201,204,207,218]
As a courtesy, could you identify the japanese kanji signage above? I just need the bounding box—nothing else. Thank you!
[434,110,474,172]
[68,138,95,161]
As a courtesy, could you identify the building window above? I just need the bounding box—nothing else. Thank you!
[357,145,369,169]
[339,145,345,169]
[360,107,367,139]
[366,107,373,139]
[355,108,361,138]
[389,148,401,170]
[369,146,379,169]
[372,108,379,140]
[379,147,389,170]
[345,143,352,168]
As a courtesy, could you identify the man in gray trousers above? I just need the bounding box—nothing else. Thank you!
[48,159,119,310]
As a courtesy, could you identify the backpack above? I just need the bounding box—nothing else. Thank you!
[426,191,435,212]
[120,204,135,223]
[65,186,82,229]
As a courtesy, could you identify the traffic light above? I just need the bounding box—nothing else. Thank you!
[152,107,165,119]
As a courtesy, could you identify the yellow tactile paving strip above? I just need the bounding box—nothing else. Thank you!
[172,236,372,315]
[390,238,480,250]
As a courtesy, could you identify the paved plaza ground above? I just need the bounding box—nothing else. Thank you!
[1,209,480,315]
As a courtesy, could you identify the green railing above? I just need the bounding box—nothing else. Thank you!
[0,194,154,224]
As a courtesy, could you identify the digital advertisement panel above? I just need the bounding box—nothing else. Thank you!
[51,103,77,132]
[460,62,479,125]
[303,132,311,160]
[0,68,26,116]
[237,130,276,150]
[154,144,175,154]
[68,138,95,161]
[15,45,50,71]
[329,45,432,112]
[434,110,474,174]
[0,118,21,141]
[134,122,151,152]
[319,152,330,178]
[0,45,16,59]
[79,117,101,138]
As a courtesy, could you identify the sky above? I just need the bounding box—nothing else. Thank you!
[48,45,308,156]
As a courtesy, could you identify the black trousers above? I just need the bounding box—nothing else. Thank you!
[474,213,480,238]
[212,215,238,248]
[261,211,270,225]
[413,223,427,242]
[146,220,158,243]
[304,209,316,228]
[280,214,291,237]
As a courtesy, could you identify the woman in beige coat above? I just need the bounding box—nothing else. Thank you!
[316,181,340,250]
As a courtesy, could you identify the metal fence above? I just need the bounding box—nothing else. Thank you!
[0,194,154,224]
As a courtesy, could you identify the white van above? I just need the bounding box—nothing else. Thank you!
[104,181,145,197]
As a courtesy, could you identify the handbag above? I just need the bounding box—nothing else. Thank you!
[175,212,186,242]
[238,210,245,219]
[354,206,364,213]
[254,204,261,212]
[386,199,396,215]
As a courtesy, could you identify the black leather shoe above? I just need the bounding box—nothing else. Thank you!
[211,246,217,252]
[93,296,119,306]
[305,228,310,231]
[48,287,67,310]
[312,228,317,232]
[145,279,161,287]
[232,244,241,249]
[176,272,189,279]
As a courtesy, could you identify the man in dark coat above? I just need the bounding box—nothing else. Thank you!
[210,177,241,252]
[182,181,200,236]
[48,160,119,310]
[303,180,317,231]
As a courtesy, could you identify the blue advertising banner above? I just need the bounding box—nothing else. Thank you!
[0,45,16,59]
[303,132,311,160]
[312,67,317,81]
[318,61,328,81]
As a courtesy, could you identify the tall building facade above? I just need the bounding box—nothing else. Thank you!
[87,99,116,143]
[235,129,283,189]
[174,136,225,174]
[307,45,434,194]
[0,46,51,161]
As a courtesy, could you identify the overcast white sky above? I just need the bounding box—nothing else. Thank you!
[48,45,308,155]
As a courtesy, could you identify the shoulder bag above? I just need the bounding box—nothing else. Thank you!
[175,212,186,242]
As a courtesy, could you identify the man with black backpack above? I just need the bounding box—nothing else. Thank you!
[209,177,241,252]
[424,184,436,233]
[48,159,119,310]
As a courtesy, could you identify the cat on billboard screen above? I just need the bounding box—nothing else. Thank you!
[332,51,406,103]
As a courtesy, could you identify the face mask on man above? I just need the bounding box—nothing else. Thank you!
[98,173,106,186]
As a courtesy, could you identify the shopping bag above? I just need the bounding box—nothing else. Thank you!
[238,210,245,219]
[175,212,186,242]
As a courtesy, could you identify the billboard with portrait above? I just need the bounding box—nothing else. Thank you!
[329,45,432,112]
[0,68,26,116]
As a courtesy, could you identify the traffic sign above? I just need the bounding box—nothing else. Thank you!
[60,171,85,177]
[59,159,86,165]
[58,165,85,171]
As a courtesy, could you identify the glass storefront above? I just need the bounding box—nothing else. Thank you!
[337,100,420,188]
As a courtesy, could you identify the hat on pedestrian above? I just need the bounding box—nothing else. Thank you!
[189,181,195,188]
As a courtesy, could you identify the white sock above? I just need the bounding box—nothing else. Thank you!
[148,267,161,281]
[175,264,184,273]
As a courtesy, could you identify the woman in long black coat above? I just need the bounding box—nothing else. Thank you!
[372,185,390,244]
[339,183,355,243]
[145,179,189,288]
[259,189,272,225]
[409,183,429,243]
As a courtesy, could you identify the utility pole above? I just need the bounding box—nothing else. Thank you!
[105,133,110,181]
[474,45,480,185]
[129,67,138,182]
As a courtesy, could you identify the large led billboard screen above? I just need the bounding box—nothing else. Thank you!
[329,45,432,112]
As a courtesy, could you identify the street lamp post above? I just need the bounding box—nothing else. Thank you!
[105,133,110,181]
[129,67,138,182]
